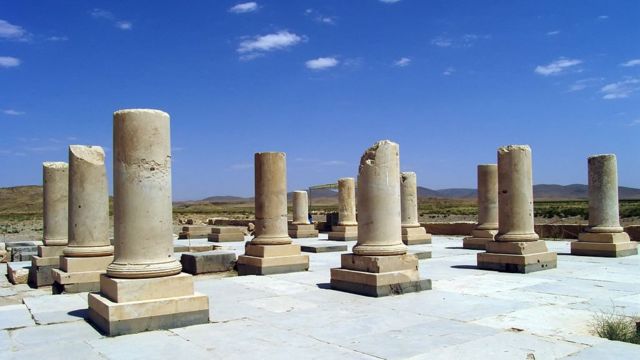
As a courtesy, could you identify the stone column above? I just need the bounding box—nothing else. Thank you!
[478,145,557,273]
[43,162,69,246]
[328,178,358,241]
[29,162,69,288]
[237,152,309,275]
[463,164,498,250]
[331,140,430,297]
[106,109,181,279]
[89,109,209,336]
[572,154,636,257]
[288,190,318,238]
[53,146,114,294]
[400,172,431,245]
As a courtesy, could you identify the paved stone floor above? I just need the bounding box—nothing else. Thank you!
[2,235,640,359]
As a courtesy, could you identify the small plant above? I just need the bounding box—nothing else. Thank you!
[591,307,640,344]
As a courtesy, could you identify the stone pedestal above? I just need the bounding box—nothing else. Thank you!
[463,164,499,250]
[179,225,213,239]
[207,226,246,242]
[572,154,637,257]
[88,109,208,336]
[180,251,237,274]
[289,191,319,238]
[477,145,557,273]
[29,162,68,288]
[328,178,358,241]
[237,152,309,275]
[331,141,430,297]
[53,146,115,294]
[400,172,431,245]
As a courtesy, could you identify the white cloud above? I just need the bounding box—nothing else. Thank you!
[305,57,339,70]
[229,2,258,14]
[567,78,602,92]
[534,57,582,76]
[443,66,455,76]
[116,21,132,30]
[304,9,335,24]
[46,36,69,42]
[237,31,303,59]
[3,109,24,115]
[597,15,609,20]
[0,56,20,68]
[319,160,346,166]
[393,57,411,67]
[0,19,29,41]
[621,59,640,67]
[600,78,640,100]
[431,36,452,47]
[380,0,402,3]
[431,34,489,48]
[628,119,640,127]
[546,30,560,36]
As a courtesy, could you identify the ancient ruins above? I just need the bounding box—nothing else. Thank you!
[328,177,358,241]
[463,164,498,250]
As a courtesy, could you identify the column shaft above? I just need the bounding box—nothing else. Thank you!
[337,178,357,226]
[476,164,498,230]
[43,162,69,246]
[292,191,309,225]
[252,152,291,245]
[587,154,623,233]
[400,172,420,227]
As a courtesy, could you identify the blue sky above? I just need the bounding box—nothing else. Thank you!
[1,0,639,200]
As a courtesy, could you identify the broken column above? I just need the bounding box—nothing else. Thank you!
[288,191,318,238]
[29,162,69,288]
[331,140,430,297]
[88,109,209,336]
[463,164,499,250]
[236,152,309,275]
[328,177,358,241]
[52,145,114,294]
[400,172,431,245]
[572,154,636,257]
[478,145,557,273]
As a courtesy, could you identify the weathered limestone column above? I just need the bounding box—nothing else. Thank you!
[29,162,69,287]
[328,178,358,241]
[52,146,114,294]
[400,172,431,245]
[237,152,309,275]
[331,140,430,297]
[477,145,557,273]
[463,164,499,250]
[88,109,208,336]
[572,154,636,257]
[288,191,318,238]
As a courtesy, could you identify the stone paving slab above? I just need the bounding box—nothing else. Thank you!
[23,293,87,324]
[88,330,211,360]
[562,339,640,359]
[0,304,36,330]
[7,321,103,351]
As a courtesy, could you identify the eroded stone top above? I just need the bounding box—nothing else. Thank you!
[113,109,169,118]
[69,145,105,165]
[588,153,616,160]
[359,140,398,170]
[42,161,68,169]
[497,144,531,154]
[401,172,416,182]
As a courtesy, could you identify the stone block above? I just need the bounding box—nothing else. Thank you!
[570,241,638,257]
[207,233,245,242]
[328,225,358,241]
[408,250,432,260]
[477,251,557,273]
[8,261,31,284]
[485,240,549,255]
[236,254,309,275]
[210,226,245,234]
[300,243,348,253]
[178,225,213,239]
[180,251,237,274]
[471,229,498,238]
[462,237,491,250]
[577,232,630,243]
[28,258,57,288]
[32,255,60,267]
[100,273,195,303]
[9,245,37,261]
[288,224,319,238]
[330,268,431,297]
[402,226,432,245]
[340,253,419,273]
[52,280,101,294]
[60,255,114,273]
[37,245,66,257]
[244,244,301,257]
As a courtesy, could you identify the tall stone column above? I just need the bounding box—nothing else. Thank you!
[400,172,431,245]
[572,154,636,257]
[29,162,69,288]
[331,140,430,297]
[88,109,209,336]
[463,164,499,250]
[478,145,557,273]
[288,191,318,238]
[237,152,309,275]
[328,178,358,241]
[53,146,114,294]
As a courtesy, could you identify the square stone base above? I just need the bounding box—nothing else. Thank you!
[477,250,557,274]
[51,255,114,294]
[8,261,31,284]
[462,237,492,250]
[237,244,309,275]
[330,253,431,297]
[288,224,319,239]
[207,233,245,242]
[28,251,64,288]
[402,226,432,245]
[300,243,348,253]
[571,239,637,257]
[87,273,209,336]
[328,225,358,241]
[180,251,237,274]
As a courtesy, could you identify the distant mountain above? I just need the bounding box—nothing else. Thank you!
[200,195,248,203]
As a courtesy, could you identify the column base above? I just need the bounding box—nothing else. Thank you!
[180,251,237,274]
[87,273,209,336]
[237,244,309,275]
[463,230,497,250]
[28,245,66,287]
[328,225,358,241]
[51,255,114,294]
[571,232,637,257]
[401,226,432,245]
[207,233,245,242]
[477,240,557,273]
[330,253,431,297]
[288,224,319,238]
[179,225,213,239]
